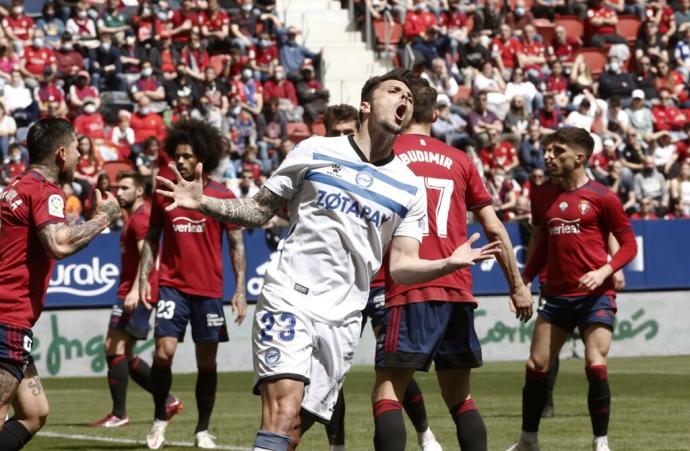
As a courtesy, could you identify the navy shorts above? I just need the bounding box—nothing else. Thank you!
[109,298,153,340]
[155,286,229,343]
[538,294,617,334]
[375,301,482,371]
[0,323,33,382]
[361,286,387,334]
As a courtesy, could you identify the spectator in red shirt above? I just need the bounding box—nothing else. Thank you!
[69,71,100,111]
[518,24,546,83]
[20,30,57,89]
[262,65,304,122]
[403,0,438,41]
[630,196,659,219]
[180,32,210,81]
[132,1,163,44]
[254,32,279,82]
[2,0,34,49]
[654,60,687,105]
[74,99,106,141]
[544,61,569,109]
[35,68,67,118]
[169,0,198,48]
[547,25,580,68]
[586,0,627,47]
[487,167,520,220]
[200,0,230,43]
[55,32,85,83]
[131,61,166,111]
[652,89,686,131]
[1,143,27,185]
[480,128,519,174]
[645,0,676,44]
[492,24,521,79]
[130,96,166,153]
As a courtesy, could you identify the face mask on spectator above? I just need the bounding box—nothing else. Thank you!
[142,67,153,77]
[259,39,271,48]
[242,69,253,80]
[609,62,620,73]
[242,4,253,12]
[157,11,168,21]
[77,10,87,18]
[10,154,20,163]
[84,104,96,114]
[102,42,111,51]
[126,36,136,46]
[142,7,151,16]
[13,6,23,15]
[414,3,427,12]
[515,7,525,16]
[63,42,73,51]
[139,106,150,115]
[494,175,505,185]
[274,71,285,80]
[33,38,44,48]
[230,105,241,115]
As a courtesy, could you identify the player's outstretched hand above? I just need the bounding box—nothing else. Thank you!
[578,267,609,292]
[156,163,204,212]
[138,280,153,310]
[94,189,122,224]
[510,283,533,322]
[447,233,501,269]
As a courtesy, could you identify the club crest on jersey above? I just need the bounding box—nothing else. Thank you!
[355,171,374,188]
[265,347,281,367]
[559,201,568,211]
[327,164,342,177]
[578,200,590,215]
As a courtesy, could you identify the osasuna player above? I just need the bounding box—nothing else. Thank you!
[137,119,247,450]
[155,69,502,451]
[323,103,441,451]
[507,127,637,451]
[0,118,121,449]
[91,171,183,428]
[372,83,533,451]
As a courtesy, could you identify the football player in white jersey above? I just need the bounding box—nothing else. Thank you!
[155,69,502,451]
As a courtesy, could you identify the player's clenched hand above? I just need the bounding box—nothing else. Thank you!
[613,269,626,291]
[156,163,204,212]
[447,233,501,269]
[124,288,139,314]
[510,283,533,322]
[231,292,247,325]
[578,266,611,292]
[138,280,153,310]
[94,189,122,223]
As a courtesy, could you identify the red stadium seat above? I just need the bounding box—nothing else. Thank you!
[556,16,584,41]
[618,15,642,45]
[574,47,608,77]
[287,122,310,143]
[372,19,403,51]
[311,120,327,136]
[534,18,555,45]
[452,85,472,105]
[102,160,135,186]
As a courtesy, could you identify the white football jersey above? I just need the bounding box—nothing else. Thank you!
[261,135,427,325]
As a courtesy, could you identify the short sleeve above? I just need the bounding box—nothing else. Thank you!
[133,211,150,241]
[465,163,492,210]
[263,141,313,200]
[33,184,67,229]
[149,194,164,230]
[393,182,427,243]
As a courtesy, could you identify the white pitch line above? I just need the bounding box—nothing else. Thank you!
[37,430,252,450]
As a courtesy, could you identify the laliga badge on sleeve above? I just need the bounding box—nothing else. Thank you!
[48,194,65,218]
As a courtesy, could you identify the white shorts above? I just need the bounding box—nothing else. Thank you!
[252,292,361,422]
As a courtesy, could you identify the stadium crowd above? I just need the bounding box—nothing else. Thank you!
[0,0,688,227]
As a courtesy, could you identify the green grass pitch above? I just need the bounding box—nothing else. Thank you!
[27,356,690,450]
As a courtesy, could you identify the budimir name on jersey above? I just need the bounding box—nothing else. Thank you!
[315,189,391,228]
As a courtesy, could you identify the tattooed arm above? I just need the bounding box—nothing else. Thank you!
[200,187,287,227]
[38,191,121,260]
[155,164,287,227]
[227,228,247,324]
[137,226,161,307]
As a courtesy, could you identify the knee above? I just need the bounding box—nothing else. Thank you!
[526,356,549,373]
[153,345,175,366]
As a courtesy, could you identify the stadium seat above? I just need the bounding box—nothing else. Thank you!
[24,0,46,17]
[209,54,230,75]
[452,85,472,105]
[618,15,642,46]
[556,16,584,41]
[287,122,311,143]
[574,47,608,77]
[372,19,403,53]
[534,19,555,44]
[310,120,327,136]
[103,160,135,186]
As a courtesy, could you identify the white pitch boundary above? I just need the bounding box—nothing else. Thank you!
[37,430,252,450]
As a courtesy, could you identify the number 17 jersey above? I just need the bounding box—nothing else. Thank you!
[385,134,493,307]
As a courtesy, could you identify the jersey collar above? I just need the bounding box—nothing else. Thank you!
[348,135,395,167]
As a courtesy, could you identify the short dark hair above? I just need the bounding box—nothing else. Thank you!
[164,119,223,173]
[550,127,595,158]
[27,118,75,165]
[323,104,359,134]
[360,68,417,104]
[408,78,436,125]
[116,170,145,188]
